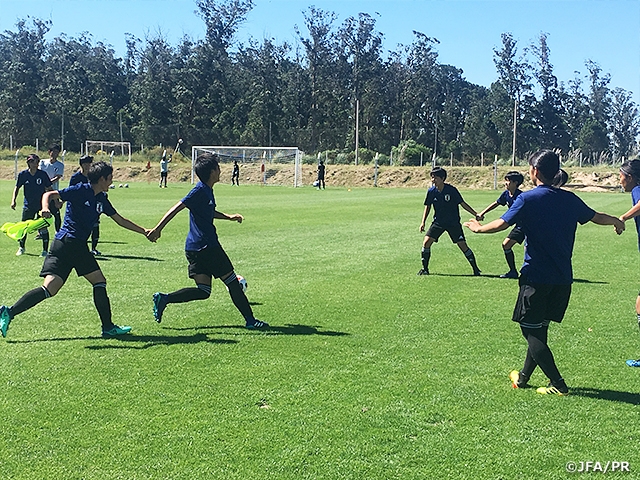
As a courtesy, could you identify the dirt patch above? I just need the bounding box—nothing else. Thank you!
[0,160,623,191]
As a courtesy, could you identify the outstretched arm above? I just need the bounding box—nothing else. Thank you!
[110,213,154,240]
[464,218,510,234]
[460,201,482,221]
[478,201,499,220]
[148,201,187,241]
[620,202,640,223]
[214,211,244,223]
[591,212,625,235]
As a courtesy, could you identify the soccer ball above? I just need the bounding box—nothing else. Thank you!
[124,183,129,188]
[237,275,248,293]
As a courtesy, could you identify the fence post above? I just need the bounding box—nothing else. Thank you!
[493,156,498,190]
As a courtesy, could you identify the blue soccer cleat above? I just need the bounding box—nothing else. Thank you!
[626,359,640,368]
[102,325,132,338]
[246,319,269,330]
[153,292,168,323]
[0,305,12,338]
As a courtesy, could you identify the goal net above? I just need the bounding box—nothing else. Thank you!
[191,146,302,187]
[85,140,132,162]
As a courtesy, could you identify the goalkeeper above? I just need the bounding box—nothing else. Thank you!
[10,154,52,257]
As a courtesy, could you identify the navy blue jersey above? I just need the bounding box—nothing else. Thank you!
[496,188,522,207]
[69,171,89,186]
[632,185,640,251]
[16,169,52,210]
[501,185,595,284]
[424,183,464,226]
[181,181,220,251]
[56,183,116,242]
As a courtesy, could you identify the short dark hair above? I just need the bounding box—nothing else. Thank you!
[430,167,447,180]
[528,150,559,183]
[87,161,113,185]
[26,153,40,163]
[79,155,94,165]
[620,159,640,186]
[504,171,524,186]
[194,153,220,183]
[49,144,61,153]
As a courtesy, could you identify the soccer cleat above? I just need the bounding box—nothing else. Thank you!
[152,292,168,323]
[40,250,48,257]
[16,247,25,256]
[0,305,12,338]
[90,249,102,256]
[500,271,519,279]
[536,383,569,396]
[101,325,132,338]
[626,359,640,367]
[246,319,269,330]
[417,268,430,276]
[509,370,527,389]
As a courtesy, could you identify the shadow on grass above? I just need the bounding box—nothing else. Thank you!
[96,254,163,262]
[423,272,503,279]
[573,278,608,284]
[163,323,350,337]
[570,387,640,405]
[8,333,237,350]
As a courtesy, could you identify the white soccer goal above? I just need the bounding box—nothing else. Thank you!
[85,140,132,162]
[191,146,302,187]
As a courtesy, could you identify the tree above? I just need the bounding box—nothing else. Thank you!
[610,88,639,159]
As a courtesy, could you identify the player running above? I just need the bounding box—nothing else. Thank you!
[477,171,525,279]
[618,159,640,367]
[69,155,102,255]
[0,161,154,339]
[148,153,268,330]
[465,150,624,395]
[418,167,482,276]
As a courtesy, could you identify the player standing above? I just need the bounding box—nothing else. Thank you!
[418,167,482,276]
[160,151,171,188]
[0,161,153,338]
[317,160,326,189]
[477,171,525,279]
[618,159,640,367]
[465,150,624,395]
[10,154,52,257]
[148,153,268,329]
[39,144,65,231]
[232,160,240,185]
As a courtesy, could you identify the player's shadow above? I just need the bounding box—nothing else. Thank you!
[570,387,640,405]
[426,273,503,278]
[85,333,238,350]
[164,324,350,337]
[97,254,163,262]
[573,278,609,284]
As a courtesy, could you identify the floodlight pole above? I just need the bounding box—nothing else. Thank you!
[354,99,359,166]
[511,98,518,167]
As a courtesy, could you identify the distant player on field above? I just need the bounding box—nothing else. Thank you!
[232,160,240,186]
[69,155,102,255]
[160,151,171,188]
[317,160,326,189]
[0,161,154,339]
[465,150,624,395]
[477,171,525,279]
[10,153,52,257]
[418,167,482,276]
[618,159,640,367]
[148,153,268,330]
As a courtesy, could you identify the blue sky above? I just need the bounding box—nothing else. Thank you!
[2,0,639,104]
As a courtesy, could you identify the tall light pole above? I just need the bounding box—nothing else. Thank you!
[511,98,518,167]
[354,99,360,165]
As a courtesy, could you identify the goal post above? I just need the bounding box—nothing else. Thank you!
[191,146,303,187]
[85,140,132,162]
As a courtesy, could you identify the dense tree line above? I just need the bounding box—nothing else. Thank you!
[0,1,638,165]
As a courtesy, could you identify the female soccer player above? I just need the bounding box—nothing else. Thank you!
[465,150,624,395]
[619,159,640,367]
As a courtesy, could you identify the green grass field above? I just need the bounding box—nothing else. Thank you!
[0,180,638,479]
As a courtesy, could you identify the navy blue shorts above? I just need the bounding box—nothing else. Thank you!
[507,226,525,244]
[512,277,572,328]
[40,237,100,282]
[186,244,234,279]
[425,222,465,243]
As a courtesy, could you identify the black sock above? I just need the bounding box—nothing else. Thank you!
[464,248,479,271]
[91,226,100,250]
[93,283,112,329]
[167,285,211,304]
[224,274,253,322]
[421,248,431,270]
[521,325,562,384]
[504,248,517,272]
[10,286,51,317]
